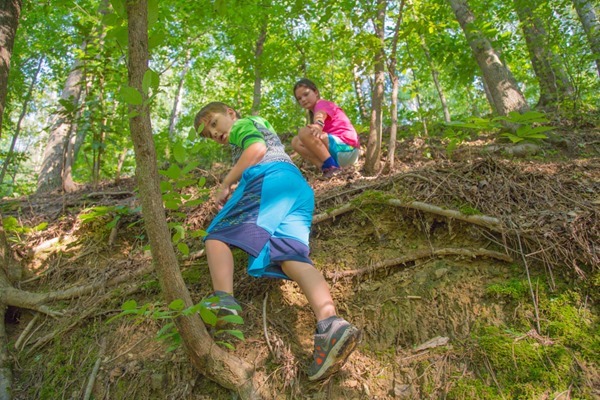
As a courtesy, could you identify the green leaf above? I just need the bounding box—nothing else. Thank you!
[168,299,185,311]
[177,242,190,256]
[173,142,187,164]
[165,200,181,210]
[122,299,138,310]
[148,0,159,27]
[162,164,182,179]
[157,322,176,337]
[120,86,143,105]
[181,160,200,174]
[33,222,48,231]
[184,198,205,208]
[219,314,244,325]
[501,133,524,143]
[216,341,235,350]
[142,69,160,95]
[148,31,166,50]
[172,225,185,242]
[110,0,126,17]
[188,127,197,140]
[102,13,121,27]
[160,180,172,193]
[221,329,245,340]
[200,307,218,327]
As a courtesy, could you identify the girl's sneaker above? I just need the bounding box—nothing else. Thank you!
[308,317,361,381]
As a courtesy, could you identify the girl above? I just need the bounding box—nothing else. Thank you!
[194,102,361,381]
[292,78,360,177]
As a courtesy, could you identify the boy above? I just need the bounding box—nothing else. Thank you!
[194,102,360,381]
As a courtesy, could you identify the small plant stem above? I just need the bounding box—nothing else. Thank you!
[515,229,541,333]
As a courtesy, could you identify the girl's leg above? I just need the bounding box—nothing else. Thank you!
[281,260,336,321]
[292,127,331,169]
[205,239,235,294]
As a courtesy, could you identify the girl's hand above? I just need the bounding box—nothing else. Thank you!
[307,123,325,139]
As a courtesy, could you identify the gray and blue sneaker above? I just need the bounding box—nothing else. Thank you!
[308,317,361,381]
[202,291,241,318]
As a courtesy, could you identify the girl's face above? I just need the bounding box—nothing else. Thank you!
[294,85,319,110]
[202,108,237,144]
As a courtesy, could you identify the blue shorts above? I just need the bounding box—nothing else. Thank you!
[328,135,360,167]
[205,162,314,280]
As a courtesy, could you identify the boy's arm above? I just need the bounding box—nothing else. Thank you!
[214,142,267,206]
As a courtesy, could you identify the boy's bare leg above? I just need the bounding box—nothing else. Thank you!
[281,260,336,321]
[205,239,235,294]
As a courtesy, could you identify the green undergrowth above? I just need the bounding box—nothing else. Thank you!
[449,277,599,399]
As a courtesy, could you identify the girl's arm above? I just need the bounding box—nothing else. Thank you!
[307,110,328,138]
[214,142,267,206]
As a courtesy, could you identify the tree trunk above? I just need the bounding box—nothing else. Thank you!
[36,47,85,194]
[250,23,267,116]
[125,2,266,398]
[352,65,369,125]
[168,47,191,139]
[447,0,529,116]
[364,0,386,175]
[420,34,451,122]
[0,56,42,186]
[0,0,21,134]
[0,3,24,395]
[513,0,573,108]
[386,0,405,171]
[573,0,600,77]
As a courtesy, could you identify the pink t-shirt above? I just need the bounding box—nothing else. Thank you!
[314,99,360,148]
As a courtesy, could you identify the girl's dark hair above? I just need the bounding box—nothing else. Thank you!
[293,78,320,124]
[293,78,319,97]
[194,102,240,136]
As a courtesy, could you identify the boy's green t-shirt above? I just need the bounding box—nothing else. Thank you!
[229,116,271,150]
[228,116,293,166]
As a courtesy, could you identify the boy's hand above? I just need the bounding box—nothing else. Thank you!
[214,183,232,209]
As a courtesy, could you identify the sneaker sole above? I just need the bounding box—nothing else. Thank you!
[308,326,361,381]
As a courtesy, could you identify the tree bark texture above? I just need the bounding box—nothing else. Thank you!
[513,0,573,108]
[168,47,191,139]
[447,0,529,116]
[365,0,386,175]
[36,52,85,194]
[0,56,42,186]
[0,0,21,135]
[420,34,451,122]
[573,0,600,77]
[125,1,265,398]
[250,23,267,116]
[386,0,405,170]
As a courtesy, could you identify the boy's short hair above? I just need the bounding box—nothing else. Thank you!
[194,102,231,136]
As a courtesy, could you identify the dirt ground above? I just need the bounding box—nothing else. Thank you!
[2,126,599,399]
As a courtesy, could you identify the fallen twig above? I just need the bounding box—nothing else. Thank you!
[83,338,107,400]
[14,313,39,351]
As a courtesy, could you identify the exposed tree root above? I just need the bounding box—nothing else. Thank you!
[325,247,513,281]
[313,195,502,231]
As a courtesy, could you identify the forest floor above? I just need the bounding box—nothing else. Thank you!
[1,125,599,399]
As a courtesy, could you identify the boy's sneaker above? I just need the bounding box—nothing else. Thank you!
[321,166,342,178]
[202,291,241,317]
[308,317,361,381]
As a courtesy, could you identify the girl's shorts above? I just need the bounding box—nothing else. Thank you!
[205,162,314,280]
[328,134,360,167]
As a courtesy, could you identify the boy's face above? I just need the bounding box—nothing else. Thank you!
[202,108,237,144]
